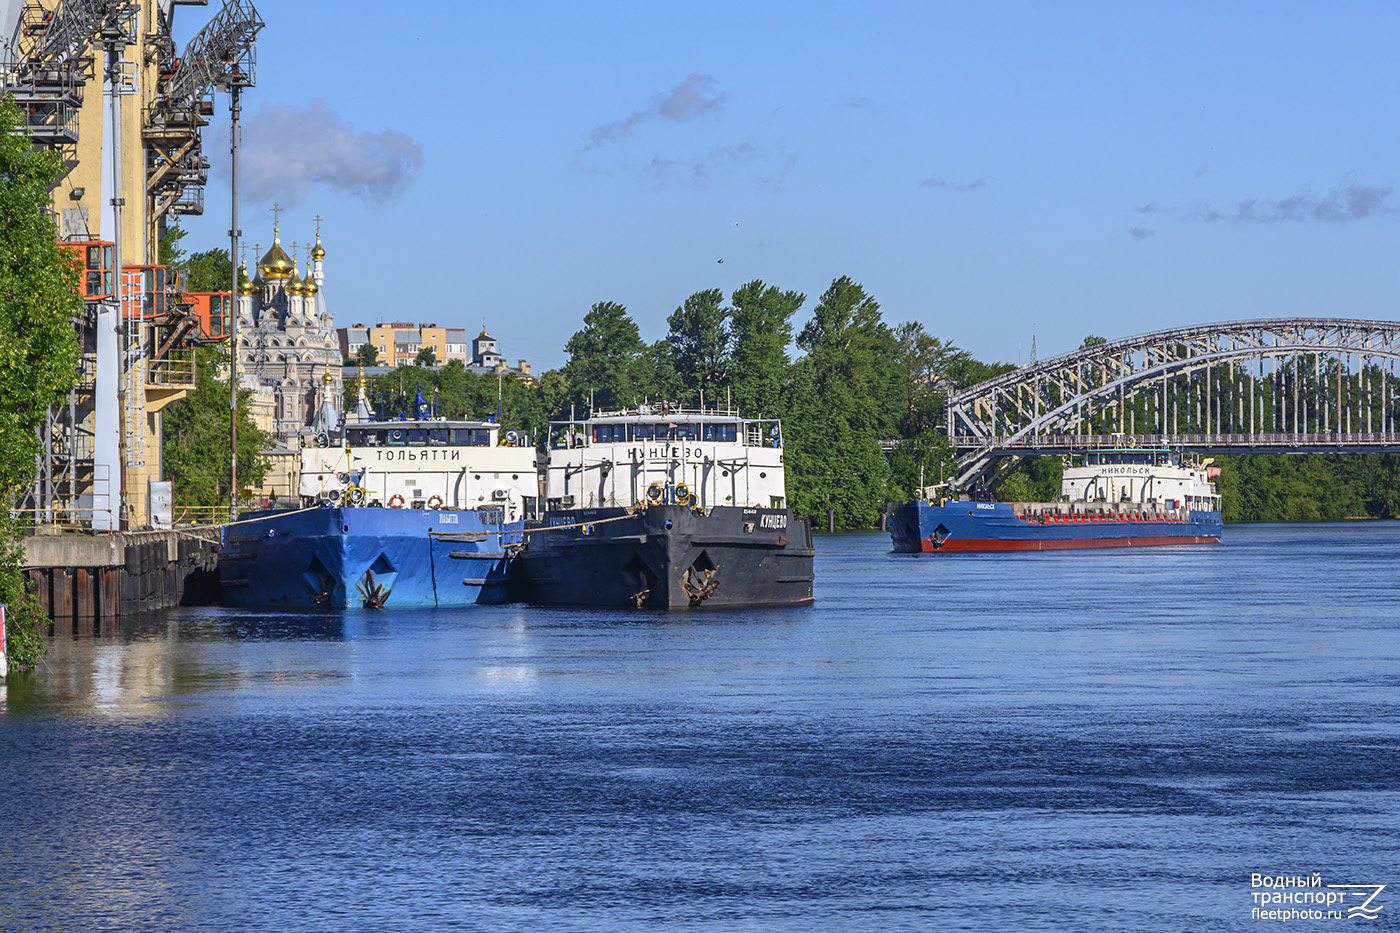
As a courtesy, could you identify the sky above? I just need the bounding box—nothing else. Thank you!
[171,1,1400,373]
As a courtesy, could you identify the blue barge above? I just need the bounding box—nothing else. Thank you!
[890,447,1223,553]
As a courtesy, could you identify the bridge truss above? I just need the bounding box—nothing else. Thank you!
[947,318,1400,490]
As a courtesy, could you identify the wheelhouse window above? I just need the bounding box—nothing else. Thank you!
[704,423,738,443]
[449,427,491,446]
[593,424,624,443]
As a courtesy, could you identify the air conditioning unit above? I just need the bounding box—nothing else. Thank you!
[491,488,510,500]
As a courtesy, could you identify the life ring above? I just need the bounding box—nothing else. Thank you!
[388,494,405,508]
[427,494,444,509]
[646,483,662,503]
[674,483,690,503]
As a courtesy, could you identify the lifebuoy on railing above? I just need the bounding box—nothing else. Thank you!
[388,494,405,508]
[427,494,444,509]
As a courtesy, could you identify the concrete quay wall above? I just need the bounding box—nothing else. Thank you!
[21,527,222,635]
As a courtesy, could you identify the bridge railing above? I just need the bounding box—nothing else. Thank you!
[950,432,1400,452]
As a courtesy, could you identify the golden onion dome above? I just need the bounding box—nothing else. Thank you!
[286,264,304,296]
[258,229,294,279]
[237,260,258,295]
[301,260,318,295]
[309,231,325,261]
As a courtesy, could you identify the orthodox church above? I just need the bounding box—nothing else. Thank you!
[235,224,343,445]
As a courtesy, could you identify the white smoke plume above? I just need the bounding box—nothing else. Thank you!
[587,74,725,149]
[221,99,423,207]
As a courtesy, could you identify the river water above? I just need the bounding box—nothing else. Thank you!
[1,524,1397,932]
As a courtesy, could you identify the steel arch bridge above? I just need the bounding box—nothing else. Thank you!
[947,317,1400,490]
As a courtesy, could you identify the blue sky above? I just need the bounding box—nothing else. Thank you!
[172,1,1400,373]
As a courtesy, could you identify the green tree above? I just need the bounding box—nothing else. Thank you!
[788,276,900,527]
[798,275,901,436]
[561,301,646,411]
[996,472,1034,503]
[356,343,379,367]
[537,369,571,422]
[887,430,956,501]
[666,288,729,405]
[0,97,84,670]
[163,345,267,517]
[636,338,682,403]
[185,247,234,292]
[728,279,803,417]
[891,320,976,437]
[416,346,437,368]
[158,225,187,269]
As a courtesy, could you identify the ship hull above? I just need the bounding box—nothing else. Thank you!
[218,507,519,609]
[513,504,815,608]
[889,501,1222,553]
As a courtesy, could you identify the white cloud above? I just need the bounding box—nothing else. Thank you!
[587,74,725,149]
[221,99,423,207]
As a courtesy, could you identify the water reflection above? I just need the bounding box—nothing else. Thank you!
[125,608,349,643]
[2,527,1398,932]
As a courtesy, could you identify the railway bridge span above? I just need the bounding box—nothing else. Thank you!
[947,317,1400,490]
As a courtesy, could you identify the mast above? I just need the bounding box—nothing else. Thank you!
[228,81,241,522]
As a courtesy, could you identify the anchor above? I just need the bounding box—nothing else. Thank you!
[356,569,391,609]
[682,567,719,606]
[303,573,333,605]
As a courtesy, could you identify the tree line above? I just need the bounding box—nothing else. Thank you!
[151,242,1400,529]
[346,284,1400,527]
[354,276,1012,526]
[1,100,84,671]
[150,239,1400,528]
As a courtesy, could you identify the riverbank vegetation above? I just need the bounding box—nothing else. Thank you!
[0,99,84,670]
[350,275,1400,528]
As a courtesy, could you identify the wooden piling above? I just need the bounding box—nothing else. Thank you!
[51,568,73,636]
[75,568,95,635]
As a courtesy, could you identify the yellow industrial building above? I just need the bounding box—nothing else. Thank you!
[4,0,264,529]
